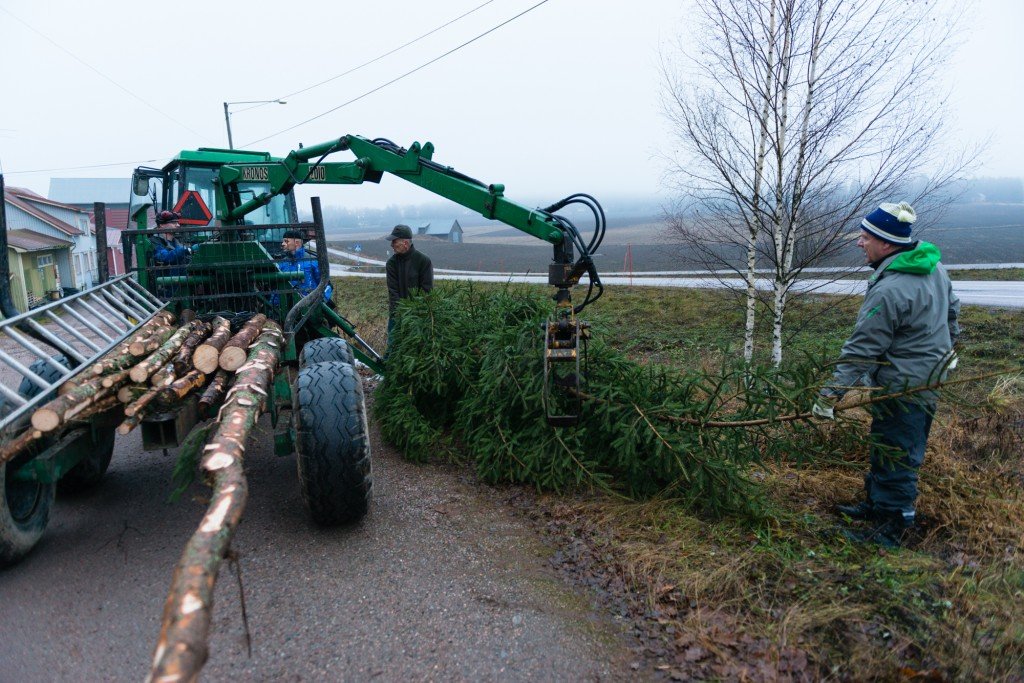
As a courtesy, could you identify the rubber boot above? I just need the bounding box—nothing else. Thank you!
[835,501,876,520]
[843,511,914,548]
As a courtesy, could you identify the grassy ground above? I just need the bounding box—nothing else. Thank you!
[332,275,1024,679]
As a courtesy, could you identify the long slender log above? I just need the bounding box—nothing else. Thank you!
[129,326,175,357]
[162,369,206,402]
[74,395,122,422]
[150,362,177,388]
[197,370,230,418]
[0,428,42,466]
[32,374,125,432]
[130,323,196,384]
[101,369,131,389]
[125,386,164,418]
[172,321,211,376]
[119,384,150,404]
[218,314,267,373]
[117,412,143,435]
[192,317,232,375]
[86,311,176,377]
[149,323,282,681]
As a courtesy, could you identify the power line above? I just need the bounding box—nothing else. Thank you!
[234,0,497,115]
[0,6,211,141]
[244,0,552,147]
[4,158,161,175]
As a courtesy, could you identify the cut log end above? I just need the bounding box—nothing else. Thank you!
[193,346,220,375]
[31,409,60,433]
[218,347,248,373]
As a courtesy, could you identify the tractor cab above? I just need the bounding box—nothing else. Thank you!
[128,150,311,320]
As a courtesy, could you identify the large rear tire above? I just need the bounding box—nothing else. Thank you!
[57,426,116,495]
[299,337,355,368]
[0,448,55,567]
[0,357,67,566]
[295,361,371,525]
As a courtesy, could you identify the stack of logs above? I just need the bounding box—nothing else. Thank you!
[0,311,276,466]
[3,308,287,681]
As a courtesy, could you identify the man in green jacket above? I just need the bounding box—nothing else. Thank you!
[384,224,434,340]
[814,202,960,547]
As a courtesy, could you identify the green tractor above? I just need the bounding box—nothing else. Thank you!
[0,135,605,565]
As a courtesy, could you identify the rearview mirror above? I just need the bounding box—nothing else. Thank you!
[132,173,150,196]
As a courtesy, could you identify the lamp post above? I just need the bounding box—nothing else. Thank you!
[222,100,286,149]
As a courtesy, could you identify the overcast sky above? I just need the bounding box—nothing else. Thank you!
[1,0,1021,211]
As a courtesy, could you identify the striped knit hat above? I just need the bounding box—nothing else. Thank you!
[861,202,916,245]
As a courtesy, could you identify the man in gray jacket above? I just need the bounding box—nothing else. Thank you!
[384,224,434,341]
[815,201,960,547]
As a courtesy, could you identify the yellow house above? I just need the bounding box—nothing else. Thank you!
[6,230,74,311]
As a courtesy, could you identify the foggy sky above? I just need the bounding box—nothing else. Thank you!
[0,0,1020,210]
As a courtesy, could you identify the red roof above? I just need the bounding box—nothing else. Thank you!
[89,205,156,231]
[4,186,84,236]
[6,229,74,252]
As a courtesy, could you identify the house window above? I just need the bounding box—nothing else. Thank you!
[36,254,54,267]
[75,253,84,281]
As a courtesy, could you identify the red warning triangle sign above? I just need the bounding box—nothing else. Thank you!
[172,190,213,226]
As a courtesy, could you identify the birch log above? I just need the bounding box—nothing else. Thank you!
[149,322,282,682]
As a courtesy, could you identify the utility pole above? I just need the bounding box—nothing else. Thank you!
[222,100,287,149]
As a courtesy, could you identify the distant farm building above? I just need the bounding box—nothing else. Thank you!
[415,219,463,244]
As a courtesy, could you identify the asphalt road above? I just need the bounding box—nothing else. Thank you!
[327,250,1024,309]
[0,395,631,681]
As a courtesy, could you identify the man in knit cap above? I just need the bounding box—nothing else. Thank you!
[814,202,960,547]
[383,224,433,341]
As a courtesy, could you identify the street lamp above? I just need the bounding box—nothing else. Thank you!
[222,100,286,149]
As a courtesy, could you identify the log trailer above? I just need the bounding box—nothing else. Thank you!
[0,135,605,675]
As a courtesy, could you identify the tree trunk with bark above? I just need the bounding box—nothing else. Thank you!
[32,374,126,432]
[198,370,230,418]
[218,314,267,372]
[192,317,232,374]
[172,322,212,376]
[130,323,196,384]
[149,322,282,681]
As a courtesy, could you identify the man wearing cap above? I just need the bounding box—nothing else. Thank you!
[814,201,960,547]
[151,210,190,273]
[279,230,332,300]
[384,224,433,336]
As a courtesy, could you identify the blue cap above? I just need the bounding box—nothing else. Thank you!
[861,202,916,244]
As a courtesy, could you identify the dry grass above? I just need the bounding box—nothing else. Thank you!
[335,275,1024,678]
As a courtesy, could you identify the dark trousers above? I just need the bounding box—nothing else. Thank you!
[865,399,935,516]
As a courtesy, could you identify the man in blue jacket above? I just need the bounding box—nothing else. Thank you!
[151,210,190,275]
[279,229,332,300]
[814,202,960,547]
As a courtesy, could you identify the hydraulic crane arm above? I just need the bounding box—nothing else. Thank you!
[214,134,605,316]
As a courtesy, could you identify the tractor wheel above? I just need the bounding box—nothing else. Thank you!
[294,361,371,525]
[299,337,355,368]
[0,447,55,567]
[0,357,69,566]
[58,426,116,495]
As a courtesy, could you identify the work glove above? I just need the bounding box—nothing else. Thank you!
[812,396,836,420]
[947,352,959,371]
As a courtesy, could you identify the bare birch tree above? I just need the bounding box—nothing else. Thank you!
[661,0,972,366]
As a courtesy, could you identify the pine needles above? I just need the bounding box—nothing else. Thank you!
[375,283,868,519]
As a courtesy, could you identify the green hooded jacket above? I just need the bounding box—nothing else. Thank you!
[824,241,960,404]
